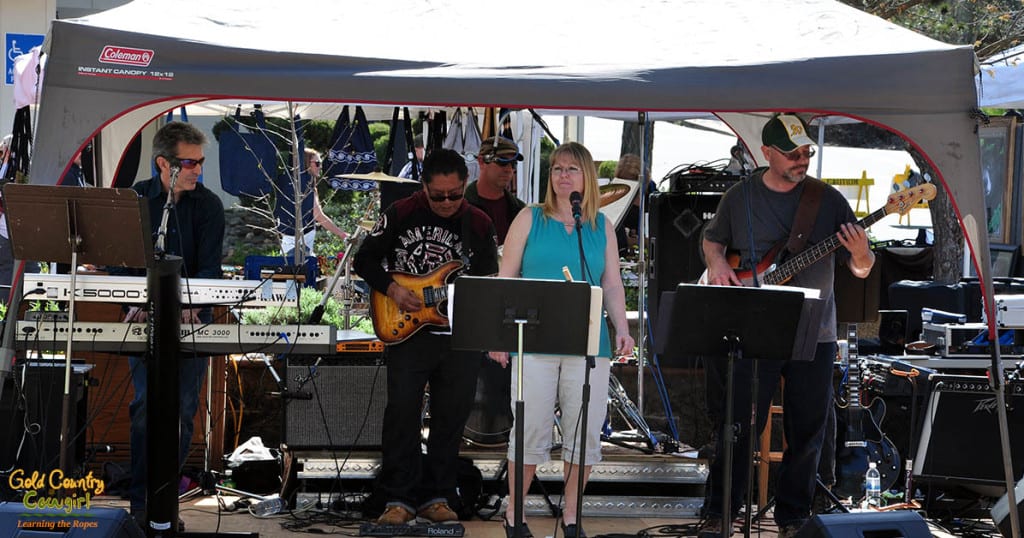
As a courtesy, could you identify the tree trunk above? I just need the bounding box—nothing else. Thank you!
[620,120,654,172]
[908,146,964,284]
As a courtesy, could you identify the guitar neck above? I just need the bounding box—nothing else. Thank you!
[847,324,861,408]
[764,208,886,285]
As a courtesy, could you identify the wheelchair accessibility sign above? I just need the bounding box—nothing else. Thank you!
[6,33,45,85]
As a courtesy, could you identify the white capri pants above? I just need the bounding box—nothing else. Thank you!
[507,353,611,466]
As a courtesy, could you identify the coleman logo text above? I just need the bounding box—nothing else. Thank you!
[98,46,154,67]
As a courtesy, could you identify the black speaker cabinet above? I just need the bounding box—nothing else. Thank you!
[647,191,721,328]
[834,261,880,323]
[793,511,930,538]
[0,501,144,537]
[0,364,87,475]
[877,310,909,354]
[913,375,1024,486]
[284,363,387,449]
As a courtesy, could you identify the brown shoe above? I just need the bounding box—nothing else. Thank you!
[698,518,723,538]
[416,501,459,524]
[376,504,415,525]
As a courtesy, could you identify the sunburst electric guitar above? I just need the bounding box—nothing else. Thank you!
[699,183,936,286]
[370,260,463,344]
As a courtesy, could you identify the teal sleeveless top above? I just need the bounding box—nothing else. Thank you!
[521,206,611,357]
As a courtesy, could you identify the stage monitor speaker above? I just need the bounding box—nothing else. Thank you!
[0,502,144,537]
[793,511,930,538]
[284,363,387,449]
[913,375,1024,486]
[647,191,721,331]
[992,476,1024,538]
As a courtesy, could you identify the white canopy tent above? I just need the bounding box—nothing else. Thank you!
[18,0,1022,518]
[24,0,995,330]
[978,43,1024,109]
[30,0,988,279]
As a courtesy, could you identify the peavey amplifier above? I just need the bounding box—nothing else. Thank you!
[913,374,1024,485]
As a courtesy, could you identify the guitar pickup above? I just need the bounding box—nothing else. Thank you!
[844,441,868,448]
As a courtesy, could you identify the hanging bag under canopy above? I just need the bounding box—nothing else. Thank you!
[218,105,275,197]
[323,105,378,183]
[444,108,483,182]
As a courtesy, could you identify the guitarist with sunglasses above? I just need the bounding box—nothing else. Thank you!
[698,114,875,538]
[354,149,499,526]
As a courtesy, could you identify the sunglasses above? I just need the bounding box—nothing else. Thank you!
[426,189,465,202]
[775,147,815,161]
[169,156,206,170]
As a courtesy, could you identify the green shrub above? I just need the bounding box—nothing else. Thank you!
[598,160,617,179]
[241,286,345,328]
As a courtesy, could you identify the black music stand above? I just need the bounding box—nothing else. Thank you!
[452,276,601,538]
[657,284,806,538]
[3,184,152,475]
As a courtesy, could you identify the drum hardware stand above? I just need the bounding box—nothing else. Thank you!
[309,194,376,328]
[602,372,664,454]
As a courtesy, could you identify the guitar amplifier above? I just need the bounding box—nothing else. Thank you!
[913,374,1024,485]
[284,361,387,448]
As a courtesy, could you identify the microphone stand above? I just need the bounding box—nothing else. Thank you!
[570,202,593,536]
[154,166,180,255]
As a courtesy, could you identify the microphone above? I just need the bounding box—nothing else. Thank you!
[169,165,181,190]
[570,191,583,229]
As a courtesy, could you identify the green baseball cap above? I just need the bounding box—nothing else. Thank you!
[762,114,815,152]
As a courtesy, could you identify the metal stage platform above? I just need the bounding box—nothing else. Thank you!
[291,446,708,518]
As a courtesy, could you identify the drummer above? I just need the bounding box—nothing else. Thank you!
[466,136,526,245]
[275,148,348,259]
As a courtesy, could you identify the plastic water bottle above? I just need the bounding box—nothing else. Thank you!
[252,495,285,516]
[865,462,882,507]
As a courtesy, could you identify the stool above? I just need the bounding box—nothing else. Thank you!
[756,394,786,510]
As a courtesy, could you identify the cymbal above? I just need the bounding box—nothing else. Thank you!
[600,183,632,207]
[335,171,419,184]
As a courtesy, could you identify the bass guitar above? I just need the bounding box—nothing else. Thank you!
[370,260,462,344]
[699,183,935,286]
[833,324,901,500]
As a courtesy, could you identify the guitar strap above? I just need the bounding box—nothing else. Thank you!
[785,178,825,255]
